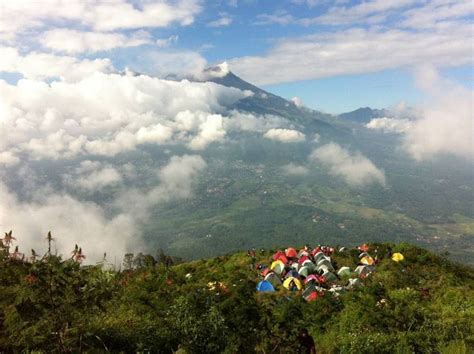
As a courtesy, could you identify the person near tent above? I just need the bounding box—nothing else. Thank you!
[298,328,316,354]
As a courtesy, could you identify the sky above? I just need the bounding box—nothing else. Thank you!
[0,0,472,112]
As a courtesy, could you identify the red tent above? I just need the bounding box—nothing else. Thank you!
[358,244,369,252]
[261,268,272,277]
[306,291,318,302]
[298,255,309,265]
[285,247,298,258]
[272,251,285,260]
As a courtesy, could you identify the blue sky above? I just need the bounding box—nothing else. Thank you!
[0,0,472,113]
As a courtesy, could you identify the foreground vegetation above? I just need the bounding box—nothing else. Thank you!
[0,231,473,353]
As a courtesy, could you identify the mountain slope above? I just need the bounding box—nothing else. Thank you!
[198,64,341,133]
[2,240,473,352]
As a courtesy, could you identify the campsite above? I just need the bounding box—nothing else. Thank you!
[0,232,472,353]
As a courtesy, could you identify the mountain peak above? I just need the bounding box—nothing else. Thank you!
[200,62,231,80]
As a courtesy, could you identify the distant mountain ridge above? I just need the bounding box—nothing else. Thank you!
[338,107,391,124]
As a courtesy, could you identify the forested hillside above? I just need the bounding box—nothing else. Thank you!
[0,231,472,353]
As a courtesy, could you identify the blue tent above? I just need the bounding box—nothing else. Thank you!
[256,280,275,292]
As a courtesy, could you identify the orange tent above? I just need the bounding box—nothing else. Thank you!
[361,256,375,266]
[285,247,298,258]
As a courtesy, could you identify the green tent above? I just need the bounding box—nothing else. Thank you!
[265,272,282,287]
[298,266,310,278]
[302,259,316,271]
[323,271,338,284]
[317,258,334,272]
[337,266,352,277]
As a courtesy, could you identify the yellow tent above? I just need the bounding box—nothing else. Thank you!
[271,260,285,274]
[360,256,375,266]
[392,253,404,262]
[283,277,302,290]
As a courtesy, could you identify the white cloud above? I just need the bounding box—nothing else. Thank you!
[281,163,309,176]
[230,25,473,85]
[366,117,412,133]
[63,161,123,191]
[40,29,152,54]
[263,128,306,143]
[0,0,202,41]
[224,111,288,133]
[291,96,305,107]
[402,66,474,160]
[186,113,227,150]
[0,72,249,162]
[0,46,113,81]
[156,35,179,48]
[208,14,233,27]
[116,154,207,219]
[0,182,137,262]
[0,154,206,262]
[255,11,296,26]
[0,151,20,167]
[312,0,418,26]
[401,0,474,29]
[310,142,386,187]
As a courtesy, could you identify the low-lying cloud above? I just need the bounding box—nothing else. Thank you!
[366,117,412,133]
[0,154,207,263]
[310,142,386,187]
[0,72,251,163]
[264,128,306,143]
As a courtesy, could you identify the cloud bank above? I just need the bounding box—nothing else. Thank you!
[367,67,473,161]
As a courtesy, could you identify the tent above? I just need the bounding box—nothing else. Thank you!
[317,258,334,271]
[305,291,318,302]
[261,268,272,277]
[337,266,352,277]
[290,262,300,271]
[313,252,326,264]
[322,271,338,284]
[392,253,404,262]
[304,274,319,284]
[283,277,303,291]
[360,256,375,266]
[347,278,362,288]
[265,272,282,287]
[302,259,316,270]
[298,255,310,265]
[316,264,330,274]
[328,286,345,296]
[358,244,369,252]
[355,265,371,277]
[298,249,309,258]
[303,283,316,295]
[285,270,299,279]
[272,251,285,261]
[285,247,298,258]
[256,280,275,292]
[298,266,310,278]
[271,260,285,275]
